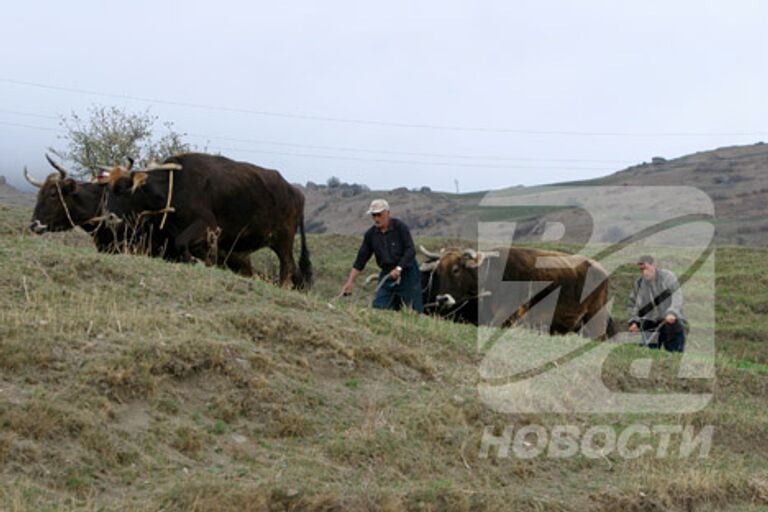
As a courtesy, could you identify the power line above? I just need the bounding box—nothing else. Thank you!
[0,106,635,164]
[0,117,626,169]
[0,119,615,171]
[185,132,634,164]
[0,120,60,132]
[2,77,765,137]
[0,108,58,120]
[208,144,617,171]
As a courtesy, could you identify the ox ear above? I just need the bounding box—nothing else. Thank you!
[463,258,480,269]
[130,172,148,193]
[463,250,501,268]
[461,248,480,268]
[60,178,77,195]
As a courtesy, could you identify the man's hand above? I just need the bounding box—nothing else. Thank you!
[389,266,402,281]
[340,268,361,297]
[340,281,354,297]
[665,313,677,324]
[628,322,640,333]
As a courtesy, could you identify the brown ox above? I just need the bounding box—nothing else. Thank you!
[419,246,614,338]
[106,152,312,288]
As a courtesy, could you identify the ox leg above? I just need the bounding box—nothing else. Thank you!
[581,308,610,340]
[174,219,214,264]
[270,233,298,288]
[581,285,612,340]
[221,251,254,277]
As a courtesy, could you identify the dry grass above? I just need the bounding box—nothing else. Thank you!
[0,205,766,510]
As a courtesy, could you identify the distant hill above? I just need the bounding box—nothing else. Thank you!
[0,175,34,208]
[3,142,767,245]
[584,142,768,246]
[301,182,479,239]
[302,142,768,246]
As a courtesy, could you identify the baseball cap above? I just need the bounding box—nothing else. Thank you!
[637,254,655,265]
[366,199,390,215]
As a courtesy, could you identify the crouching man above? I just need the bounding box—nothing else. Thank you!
[628,254,686,352]
[340,199,423,313]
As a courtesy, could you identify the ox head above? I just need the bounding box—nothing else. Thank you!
[25,154,104,234]
[106,160,181,222]
[419,245,500,311]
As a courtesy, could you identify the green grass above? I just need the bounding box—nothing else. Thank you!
[0,205,766,511]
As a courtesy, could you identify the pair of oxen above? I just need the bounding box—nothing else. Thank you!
[405,244,615,338]
[24,152,312,289]
[25,152,613,337]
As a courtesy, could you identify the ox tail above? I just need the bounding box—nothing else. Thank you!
[297,213,313,290]
[606,315,617,338]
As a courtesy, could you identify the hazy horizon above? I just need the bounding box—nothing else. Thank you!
[2,1,767,193]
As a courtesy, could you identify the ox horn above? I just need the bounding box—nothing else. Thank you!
[125,156,134,172]
[419,245,442,260]
[419,260,440,272]
[23,167,44,188]
[45,153,68,179]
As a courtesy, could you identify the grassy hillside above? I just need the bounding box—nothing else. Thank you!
[0,205,767,511]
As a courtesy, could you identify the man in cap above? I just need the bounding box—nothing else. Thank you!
[628,255,686,352]
[340,199,424,312]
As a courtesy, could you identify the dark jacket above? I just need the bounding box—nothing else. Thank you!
[353,218,417,272]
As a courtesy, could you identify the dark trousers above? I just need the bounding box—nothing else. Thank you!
[638,319,686,353]
[373,264,424,313]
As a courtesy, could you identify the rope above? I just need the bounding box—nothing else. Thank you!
[55,179,76,229]
[159,169,174,230]
[132,170,177,227]
[640,321,665,347]
[83,187,110,230]
[374,273,402,294]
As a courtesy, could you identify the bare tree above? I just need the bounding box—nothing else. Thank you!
[49,105,193,177]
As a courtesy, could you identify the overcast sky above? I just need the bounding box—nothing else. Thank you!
[1,1,766,192]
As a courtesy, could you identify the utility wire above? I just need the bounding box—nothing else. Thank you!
[0,120,60,132]
[0,108,58,120]
[2,77,766,137]
[0,107,635,165]
[0,119,615,171]
[184,132,634,164]
[208,144,617,171]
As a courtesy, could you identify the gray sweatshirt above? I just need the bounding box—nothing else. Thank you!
[628,268,685,325]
